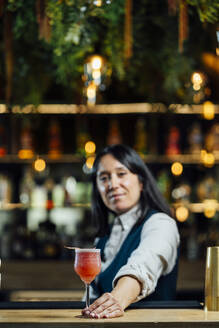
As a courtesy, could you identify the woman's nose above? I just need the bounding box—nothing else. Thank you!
[108,174,119,189]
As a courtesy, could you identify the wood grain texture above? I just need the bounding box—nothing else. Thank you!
[0,309,218,327]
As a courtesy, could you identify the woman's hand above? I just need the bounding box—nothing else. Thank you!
[81,275,141,319]
[82,292,124,319]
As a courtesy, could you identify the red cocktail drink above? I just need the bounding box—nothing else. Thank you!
[74,249,101,307]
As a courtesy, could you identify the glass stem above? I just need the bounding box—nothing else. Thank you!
[85,283,90,308]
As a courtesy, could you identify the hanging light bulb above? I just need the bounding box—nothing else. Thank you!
[202,152,215,168]
[203,199,217,218]
[33,157,46,172]
[85,141,96,154]
[90,55,103,70]
[191,72,203,86]
[175,206,189,222]
[171,162,183,176]
[93,0,102,6]
[86,82,96,106]
[86,155,96,169]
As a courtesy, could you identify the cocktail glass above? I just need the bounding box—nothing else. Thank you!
[74,248,101,308]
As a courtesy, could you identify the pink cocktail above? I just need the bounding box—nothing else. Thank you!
[74,249,101,307]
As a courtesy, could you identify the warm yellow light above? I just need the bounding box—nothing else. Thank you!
[92,69,101,80]
[171,162,183,176]
[93,0,102,6]
[48,150,61,159]
[191,72,203,85]
[18,149,34,159]
[202,152,215,168]
[203,101,215,120]
[175,206,189,222]
[86,156,95,169]
[90,56,102,70]
[87,83,96,99]
[193,83,201,91]
[204,199,217,218]
[34,158,46,172]
[85,141,96,154]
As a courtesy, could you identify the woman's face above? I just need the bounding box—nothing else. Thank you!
[96,154,143,214]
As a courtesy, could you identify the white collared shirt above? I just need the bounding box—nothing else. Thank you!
[89,206,180,302]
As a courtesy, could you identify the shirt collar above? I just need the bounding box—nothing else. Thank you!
[114,204,141,231]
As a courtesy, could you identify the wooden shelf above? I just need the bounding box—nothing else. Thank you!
[0,202,218,213]
[1,103,219,114]
[0,153,218,164]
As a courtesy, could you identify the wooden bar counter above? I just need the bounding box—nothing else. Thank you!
[0,302,219,328]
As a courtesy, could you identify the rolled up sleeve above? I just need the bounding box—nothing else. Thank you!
[112,213,180,301]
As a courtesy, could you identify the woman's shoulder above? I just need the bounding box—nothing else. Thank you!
[143,210,178,229]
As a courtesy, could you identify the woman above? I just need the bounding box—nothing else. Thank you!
[82,144,180,319]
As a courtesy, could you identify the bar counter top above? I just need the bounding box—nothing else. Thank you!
[0,302,219,327]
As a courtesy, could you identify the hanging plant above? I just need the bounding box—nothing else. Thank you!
[186,0,219,23]
[1,0,218,105]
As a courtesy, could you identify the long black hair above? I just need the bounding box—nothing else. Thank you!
[91,144,172,236]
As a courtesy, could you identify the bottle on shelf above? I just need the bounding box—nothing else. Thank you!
[75,117,91,156]
[48,118,62,158]
[156,170,171,202]
[18,118,35,159]
[205,122,219,154]
[0,174,12,206]
[134,117,147,155]
[165,126,181,155]
[106,119,122,145]
[36,190,61,259]
[187,122,203,154]
[0,119,8,157]
[19,167,35,206]
[52,178,65,207]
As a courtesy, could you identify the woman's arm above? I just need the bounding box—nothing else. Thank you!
[82,275,141,318]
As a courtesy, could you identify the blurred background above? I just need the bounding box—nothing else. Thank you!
[0,0,218,302]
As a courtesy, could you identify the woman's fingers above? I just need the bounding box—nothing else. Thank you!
[81,292,124,319]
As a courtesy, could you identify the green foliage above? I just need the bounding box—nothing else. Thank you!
[186,0,219,23]
[1,0,218,105]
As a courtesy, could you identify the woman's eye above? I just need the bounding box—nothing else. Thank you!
[99,176,108,182]
[118,172,127,177]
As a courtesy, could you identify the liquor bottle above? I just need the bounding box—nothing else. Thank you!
[36,191,61,259]
[19,167,35,206]
[48,118,62,158]
[18,118,34,158]
[157,170,171,202]
[75,117,90,155]
[0,119,7,156]
[165,126,181,155]
[205,123,219,154]
[106,119,122,145]
[187,122,203,154]
[52,178,65,207]
[134,118,147,155]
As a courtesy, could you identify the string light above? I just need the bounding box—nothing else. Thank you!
[84,55,106,105]
[191,72,203,85]
[86,82,96,106]
[90,56,102,70]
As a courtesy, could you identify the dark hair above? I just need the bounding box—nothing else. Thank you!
[91,144,172,236]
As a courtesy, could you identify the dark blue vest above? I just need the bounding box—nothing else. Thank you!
[91,209,179,301]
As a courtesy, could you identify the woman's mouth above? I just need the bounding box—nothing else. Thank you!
[109,193,124,201]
